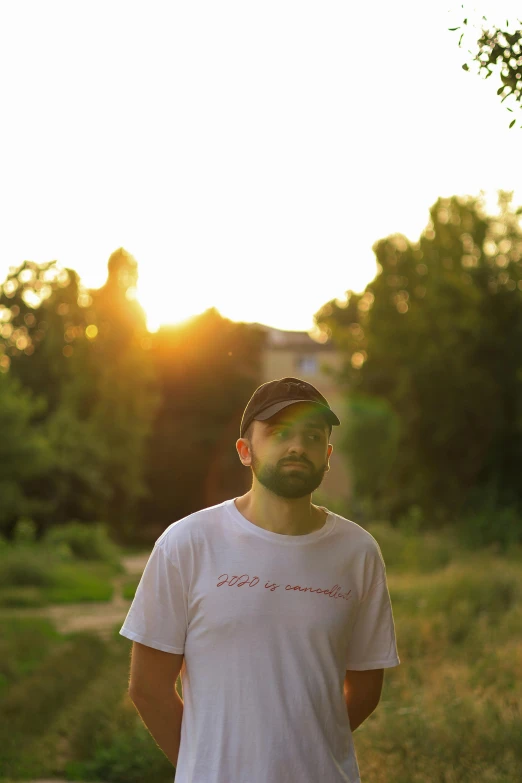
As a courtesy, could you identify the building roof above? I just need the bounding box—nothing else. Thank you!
[248,323,335,352]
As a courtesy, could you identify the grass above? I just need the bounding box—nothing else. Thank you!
[0,619,176,783]
[0,617,65,700]
[121,577,140,600]
[354,553,522,783]
[0,542,121,607]
[0,526,520,782]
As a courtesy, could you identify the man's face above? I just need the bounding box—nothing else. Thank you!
[248,403,332,499]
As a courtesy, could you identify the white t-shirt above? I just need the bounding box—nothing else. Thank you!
[120,498,400,783]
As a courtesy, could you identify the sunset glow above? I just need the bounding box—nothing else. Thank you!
[1,2,522,333]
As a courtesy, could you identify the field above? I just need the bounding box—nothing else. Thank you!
[0,524,521,782]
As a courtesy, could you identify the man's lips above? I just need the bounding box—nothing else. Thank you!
[281,462,309,468]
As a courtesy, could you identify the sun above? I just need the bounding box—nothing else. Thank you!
[135,282,213,333]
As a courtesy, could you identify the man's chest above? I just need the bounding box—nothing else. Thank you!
[185,546,361,654]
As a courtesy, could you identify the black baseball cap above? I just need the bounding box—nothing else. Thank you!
[240,377,341,438]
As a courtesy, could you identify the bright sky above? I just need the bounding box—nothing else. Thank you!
[1,1,521,333]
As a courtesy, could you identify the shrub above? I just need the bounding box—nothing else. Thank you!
[121,578,140,600]
[43,521,121,565]
[12,517,38,545]
[0,547,54,587]
[457,503,522,552]
[366,521,453,573]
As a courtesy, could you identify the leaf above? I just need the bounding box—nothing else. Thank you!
[462,63,470,71]
[509,119,516,128]
[463,18,467,25]
[448,27,461,31]
[507,107,513,112]
[497,86,505,95]
[459,33,464,46]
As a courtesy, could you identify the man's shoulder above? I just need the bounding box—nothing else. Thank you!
[329,511,383,557]
[154,499,230,549]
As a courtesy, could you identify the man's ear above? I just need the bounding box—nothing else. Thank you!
[236,438,252,466]
[325,443,333,471]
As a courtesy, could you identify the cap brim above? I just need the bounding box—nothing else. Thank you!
[255,400,340,426]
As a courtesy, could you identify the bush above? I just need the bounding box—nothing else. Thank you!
[365,521,453,573]
[12,517,38,545]
[45,564,115,603]
[0,633,106,778]
[121,578,140,600]
[0,617,64,699]
[0,587,47,608]
[0,547,54,587]
[43,521,121,565]
[65,712,175,783]
[457,503,522,552]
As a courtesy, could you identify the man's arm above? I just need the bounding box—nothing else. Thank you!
[343,668,384,732]
[128,641,185,767]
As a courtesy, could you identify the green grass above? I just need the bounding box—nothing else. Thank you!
[121,577,140,600]
[0,620,176,783]
[0,617,65,700]
[0,628,107,779]
[0,543,121,607]
[366,521,453,573]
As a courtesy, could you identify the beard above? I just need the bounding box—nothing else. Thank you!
[251,450,328,499]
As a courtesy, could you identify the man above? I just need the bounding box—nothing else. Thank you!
[120,376,400,783]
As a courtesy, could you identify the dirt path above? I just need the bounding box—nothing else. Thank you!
[1,552,150,640]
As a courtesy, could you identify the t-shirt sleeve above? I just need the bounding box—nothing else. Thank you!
[119,541,187,654]
[345,576,400,670]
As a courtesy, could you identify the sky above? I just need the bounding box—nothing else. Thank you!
[1,1,522,334]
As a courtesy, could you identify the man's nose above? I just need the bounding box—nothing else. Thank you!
[287,436,307,455]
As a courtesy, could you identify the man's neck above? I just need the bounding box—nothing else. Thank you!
[234,489,327,536]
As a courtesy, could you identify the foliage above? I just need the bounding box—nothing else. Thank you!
[0,617,65,699]
[0,546,54,588]
[0,632,106,778]
[0,372,53,537]
[44,563,116,604]
[139,309,265,534]
[0,251,161,543]
[43,520,121,564]
[367,521,453,574]
[355,557,522,782]
[11,517,38,544]
[0,540,118,606]
[450,7,522,127]
[314,192,522,534]
[121,577,140,600]
[341,393,401,521]
[457,495,522,552]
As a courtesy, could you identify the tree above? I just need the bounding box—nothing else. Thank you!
[0,249,161,542]
[0,260,93,411]
[315,192,522,528]
[451,8,522,127]
[81,248,160,542]
[0,372,52,539]
[138,309,265,537]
